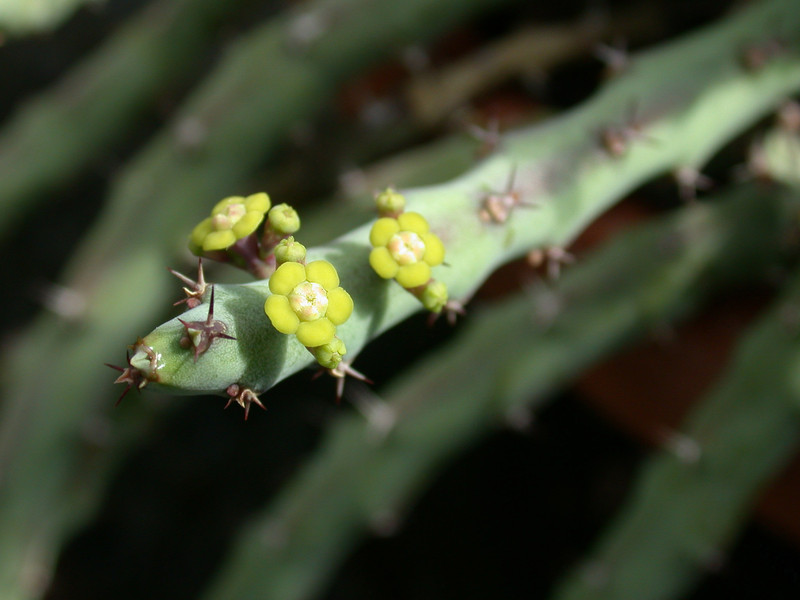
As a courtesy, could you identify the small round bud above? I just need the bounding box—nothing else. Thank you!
[313,337,347,369]
[275,236,307,264]
[375,188,406,216]
[268,203,301,234]
[421,280,448,313]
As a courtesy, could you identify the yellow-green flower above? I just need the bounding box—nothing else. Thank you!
[368,212,445,288]
[190,193,271,254]
[264,260,353,347]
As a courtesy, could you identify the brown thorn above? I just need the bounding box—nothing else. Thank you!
[206,285,216,324]
[427,299,467,327]
[324,362,372,404]
[224,385,265,420]
[114,385,132,407]
[169,258,208,309]
[167,266,195,288]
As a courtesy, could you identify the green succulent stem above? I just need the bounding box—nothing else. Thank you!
[135,0,800,396]
[201,182,800,600]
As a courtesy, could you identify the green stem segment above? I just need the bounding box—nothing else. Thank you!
[201,184,800,600]
[136,0,800,396]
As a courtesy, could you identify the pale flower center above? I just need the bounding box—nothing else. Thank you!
[387,231,425,266]
[211,202,247,230]
[289,282,328,321]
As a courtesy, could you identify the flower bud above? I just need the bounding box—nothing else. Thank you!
[268,203,301,234]
[375,188,406,216]
[274,236,307,264]
[420,280,448,313]
[312,337,347,369]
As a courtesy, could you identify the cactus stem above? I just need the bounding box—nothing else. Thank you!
[224,384,265,420]
[178,286,236,361]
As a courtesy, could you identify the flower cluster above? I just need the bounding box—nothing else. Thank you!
[190,193,270,254]
[369,212,445,289]
[367,189,449,313]
[188,192,300,279]
[264,260,353,349]
[153,186,456,414]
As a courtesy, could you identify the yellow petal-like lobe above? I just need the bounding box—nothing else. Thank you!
[269,262,307,295]
[189,218,213,254]
[396,262,431,288]
[296,318,335,347]
[397,212,429,235]
[264,295,300,334]
[369,218,399,247]
[244,192,271,212]
[421,232,445,266]
[369,247,399,279]
[203,229,237,251]
[306,260,339,290]
[232,211,265,238]
[326,287,353,325]
[211,196,242,215]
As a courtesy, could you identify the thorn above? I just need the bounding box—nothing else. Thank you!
[206,285,217,323]
[225,384,266,420]
[427,299,467,327]
[179,286,235,361]
[105,351,144,406]
[168,258,208,309]
[326,361,372,405]
[347,382,397,441]
[674,166,713,201]
[522,276,563,327]
[505,404,535,432]
[478,165,539,224]
[174,116,208,151]
[659,430,702,464]
[527,246,575,279]
[778,100,800,133]
[400,44,430,73]
[369,509,401,537]
[740,37,787,72]
[593,40,629,77]
[598,102,655,158]
[466,117,502,157]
